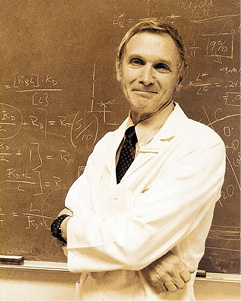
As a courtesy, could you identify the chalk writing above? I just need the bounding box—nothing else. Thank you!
[112,12,180,28]
[204,224,240,273]
[0,0,239,271]
[220,66,241,74]
[202,105,240,196]
[32,92,50,107]
[0,206,5,227]
[223,92,241,107]
[177,0,214,9]
[5,74,60,91]
[0,103,23,140]
[204,33,234,59]
[23,212,52,230]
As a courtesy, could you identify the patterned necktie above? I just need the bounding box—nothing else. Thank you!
[116,126,137,184]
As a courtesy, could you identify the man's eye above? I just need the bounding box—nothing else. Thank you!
[130,58,144,66]
[155,63,170,71]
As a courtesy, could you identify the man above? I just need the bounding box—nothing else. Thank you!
[51,19,226,300]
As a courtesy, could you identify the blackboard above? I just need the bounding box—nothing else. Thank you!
[0,0,240,274]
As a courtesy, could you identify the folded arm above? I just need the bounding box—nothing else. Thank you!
[60,210,194,292]
[64,137,225,272]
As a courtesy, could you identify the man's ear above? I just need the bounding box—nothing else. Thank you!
[116,61,122,82]
[175,83,182,92]
[175,75,183,92]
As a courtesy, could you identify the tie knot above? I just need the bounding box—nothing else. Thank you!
[125,126,135,138]
[125,126,137,145]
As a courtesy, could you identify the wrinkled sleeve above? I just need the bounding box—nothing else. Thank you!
[66,131,226,272]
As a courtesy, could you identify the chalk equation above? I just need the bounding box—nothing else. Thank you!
[0,203,53,231]
[187,72,241,96]
[202,103,240,206]
[0,103,23,140]
[4,73,61,92]
[0,69,123,245]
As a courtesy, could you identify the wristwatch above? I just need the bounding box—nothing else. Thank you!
[51,214,69,244]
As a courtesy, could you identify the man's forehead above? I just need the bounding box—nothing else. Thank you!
[126,31,176,48]
[123,32,180,62]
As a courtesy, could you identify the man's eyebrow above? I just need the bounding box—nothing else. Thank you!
[126,53,173,66]
[126,53,144,60]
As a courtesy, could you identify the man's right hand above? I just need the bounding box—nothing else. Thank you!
[141,251,195,293]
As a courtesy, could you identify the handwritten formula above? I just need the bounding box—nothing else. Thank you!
[0,69,122,261]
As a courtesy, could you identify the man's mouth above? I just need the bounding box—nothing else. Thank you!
[132,89,157,94]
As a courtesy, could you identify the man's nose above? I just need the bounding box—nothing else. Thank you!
[139,64,154,85]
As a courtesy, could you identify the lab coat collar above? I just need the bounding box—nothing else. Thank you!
[105,103,189,184]
[117,103,189,142]
[154,102,189,140]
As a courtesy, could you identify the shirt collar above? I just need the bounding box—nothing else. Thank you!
[125,102,185,147]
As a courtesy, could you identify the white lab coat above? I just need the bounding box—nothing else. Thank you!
[64,103,226,300]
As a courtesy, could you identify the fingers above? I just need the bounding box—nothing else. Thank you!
[141,251,195,294]
[180,268,191,283]
[179,264,195,283]
[188,267,196,274]
[157,267,186,292]
[155,272,187,293]
[155,258,189,289]
[142,265,187,294]
[142,269,167,293]
[149,273,184,293]
[172,274,186,289]
[164,281,178,293]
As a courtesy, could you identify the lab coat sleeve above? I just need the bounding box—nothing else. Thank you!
[66,129,226,272]
[65,132,112,214]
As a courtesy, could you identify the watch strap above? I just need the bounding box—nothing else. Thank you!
[51,214,69,243]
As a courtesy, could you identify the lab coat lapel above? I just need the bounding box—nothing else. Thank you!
[121,104,189,181]
[104,104,189,184]
[122,135,164,180]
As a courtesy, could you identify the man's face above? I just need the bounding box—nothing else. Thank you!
[117,32,182,122]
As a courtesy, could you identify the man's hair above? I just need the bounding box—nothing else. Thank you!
[116,19,188,83]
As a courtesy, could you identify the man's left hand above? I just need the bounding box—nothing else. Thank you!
[141,251,195,293]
